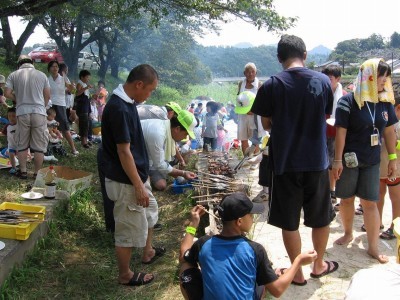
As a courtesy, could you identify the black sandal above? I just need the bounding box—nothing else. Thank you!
[361,224,384,232]
[380,228,395,240]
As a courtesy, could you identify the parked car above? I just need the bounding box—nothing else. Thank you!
[28,45,64,63]
[78,52,99,70]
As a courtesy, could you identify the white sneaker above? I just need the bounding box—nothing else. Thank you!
[252,190,269,203]
[71,150,79,156]
[43,155,58,162]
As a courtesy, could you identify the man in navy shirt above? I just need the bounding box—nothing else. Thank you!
[101,64,162,286]
[251,35,338,285]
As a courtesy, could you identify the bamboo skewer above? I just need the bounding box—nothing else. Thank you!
[191,192,231,199]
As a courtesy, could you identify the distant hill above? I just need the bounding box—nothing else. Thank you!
[309,45,332,56]
[233,42,254,48]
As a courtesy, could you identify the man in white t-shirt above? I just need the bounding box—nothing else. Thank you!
[4,55,50,179]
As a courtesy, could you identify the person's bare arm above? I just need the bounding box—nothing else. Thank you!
[179,205,205,263]
[43,87,50,107]
[4,88,15,102]
[332,126,347,180]
[383,125,397,178]
[261,116,272,131]
[116,142,149,207]
[266,250,317,298]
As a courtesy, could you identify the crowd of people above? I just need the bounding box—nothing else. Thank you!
[0,33,399,299]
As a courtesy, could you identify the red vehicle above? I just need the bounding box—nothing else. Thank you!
[28,45,64,63]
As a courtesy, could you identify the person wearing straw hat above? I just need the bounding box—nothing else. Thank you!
[179,192,318,300]
[140,109,197,191]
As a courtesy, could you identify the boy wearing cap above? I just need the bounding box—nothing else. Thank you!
[179,192,318,300]
[140,109,197,191]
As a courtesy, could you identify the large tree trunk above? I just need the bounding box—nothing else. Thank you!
[1,17,40,66]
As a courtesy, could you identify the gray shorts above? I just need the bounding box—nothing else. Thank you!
[16,113,48,153]
[237,114,256,140]
[335,163,380,201]
[149,169,167,186]
[105,178,158,248]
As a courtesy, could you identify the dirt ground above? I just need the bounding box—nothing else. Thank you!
[242,167,399,300]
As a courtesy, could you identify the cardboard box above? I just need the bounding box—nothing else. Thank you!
[34,166,93,196]
[0,202,46,240]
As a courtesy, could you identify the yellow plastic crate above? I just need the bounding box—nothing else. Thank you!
[0,202,46,240]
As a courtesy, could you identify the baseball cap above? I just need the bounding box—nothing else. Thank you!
[235,91,256,114]
[0,75,5,84]
[17,55,33,64]
[217,192,265,221]
[177,110,196,139]
[165,101,182,114]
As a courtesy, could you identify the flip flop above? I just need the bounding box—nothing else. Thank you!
[275,268,307,286]
[120,272,154,286]
[380,228,395,240]
[142,246,166,264]
[310,261,339,278]
[361,224,384,232]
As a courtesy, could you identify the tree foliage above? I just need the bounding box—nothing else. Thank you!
[390,32,400,48]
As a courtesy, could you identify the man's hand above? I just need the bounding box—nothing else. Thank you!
[189,205,206,227]
[298,250,318,266]
[134,182,150,207]
[184,171,196,180]
[331,161,343,180]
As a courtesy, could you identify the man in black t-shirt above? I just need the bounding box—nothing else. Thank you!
[252,35,338,285]
[100,64,162,287]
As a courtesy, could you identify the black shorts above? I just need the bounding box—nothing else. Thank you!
[269,170,335,231]
[258,154,271,187]
[53,105,70,132]
[78,113,89,138]
[180,267,203,300]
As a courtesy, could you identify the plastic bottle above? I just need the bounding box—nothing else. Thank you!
[44,165,57,199]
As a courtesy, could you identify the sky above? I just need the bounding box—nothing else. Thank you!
[7,0,400,50]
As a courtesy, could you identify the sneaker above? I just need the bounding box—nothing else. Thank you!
[9,168,17,175]
[252,190,269,203]
[43,155,58,162]
[154,223,163,231]
[71,150,79,156]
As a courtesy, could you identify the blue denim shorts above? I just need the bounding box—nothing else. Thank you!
[335,163,380,201]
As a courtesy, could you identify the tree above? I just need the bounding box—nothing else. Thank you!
[390,32,400,48]
[0,0,70,18]
[360,34,384,51]
[0,16,40,65]
[37,0,295,77]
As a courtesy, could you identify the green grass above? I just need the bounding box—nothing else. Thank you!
[0,142,198,299]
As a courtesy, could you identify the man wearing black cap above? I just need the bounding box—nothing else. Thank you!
[179,192,317,299]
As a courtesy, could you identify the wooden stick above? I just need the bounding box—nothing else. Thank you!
[191,192,231,199]
[203,209,220,220]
